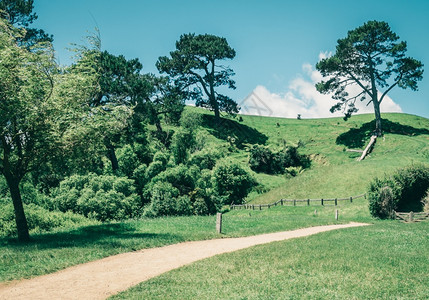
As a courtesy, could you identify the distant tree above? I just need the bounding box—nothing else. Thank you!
[0,0,52,47]
[316,20,423,136]
[157,33,238,121]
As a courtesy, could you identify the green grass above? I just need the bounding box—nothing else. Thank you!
[112,221,429,300]
[201,110,429,203]
[0,198,370,282]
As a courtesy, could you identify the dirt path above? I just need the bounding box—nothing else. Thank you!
[0,222,369,300]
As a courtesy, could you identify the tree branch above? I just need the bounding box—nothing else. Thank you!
[379,75,402,104]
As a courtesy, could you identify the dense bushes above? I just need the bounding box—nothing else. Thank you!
[212,162,257,205]
[52,173,140,221]
[368,165,429,219]
[249,145,310,175]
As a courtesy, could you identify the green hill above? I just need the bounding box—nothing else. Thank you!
[185,107,429,203]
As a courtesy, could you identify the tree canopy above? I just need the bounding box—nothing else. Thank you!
[316,20,424,135]
[157,33,238,121]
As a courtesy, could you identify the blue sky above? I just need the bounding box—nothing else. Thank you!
[33,0,429,118]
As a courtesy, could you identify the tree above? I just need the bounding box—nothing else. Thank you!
[93,50,183,170]
[0,0,52,47]
[316,20,423,136]
[156,33,238,121]
[0,18,57,241]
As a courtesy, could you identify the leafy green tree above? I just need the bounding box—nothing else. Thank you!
[316,20,423,136]
[0,0,52,47]
[0,18,57,241]
[157,33,238,121]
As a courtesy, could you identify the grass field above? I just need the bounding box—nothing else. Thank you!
[0,199,369,282]
[112,221,429,299]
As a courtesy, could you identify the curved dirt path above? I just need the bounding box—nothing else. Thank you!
[0,222,369,300]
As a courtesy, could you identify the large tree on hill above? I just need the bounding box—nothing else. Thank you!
[156,33,238,121]
[316,20,423,136]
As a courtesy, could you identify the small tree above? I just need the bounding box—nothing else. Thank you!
[316,20,423,136]
[157,33,238,121]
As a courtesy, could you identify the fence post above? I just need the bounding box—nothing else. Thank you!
[259,205,261,210]
[409,211,414,222]
[216,213,222,234]
[321,198,324,206]
[307,199,310,206]
[293,200,296,206]
[252,205,255,210]
[350,196,353,203]
[335,198,337,206]
[335,209,339,220]
[281,199,283,206]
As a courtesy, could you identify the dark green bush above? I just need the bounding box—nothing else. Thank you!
[117,144,140,178]
[143,182,180,217]
[171,128,195,164]
[52,173,140,221]
[249,145,310,174]
[188,149,224,170]
[212,161,257,205]
[368,164,429,219]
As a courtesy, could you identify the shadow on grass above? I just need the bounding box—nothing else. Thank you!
[1,222,177,249]
[201,114,268,148]
[336,119,429,148]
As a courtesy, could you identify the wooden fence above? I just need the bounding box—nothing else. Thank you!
[230,194,366,210]
[395,211,429,223]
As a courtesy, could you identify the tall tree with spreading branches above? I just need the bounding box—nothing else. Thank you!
[157,33,238,121]
[316,20,423,136]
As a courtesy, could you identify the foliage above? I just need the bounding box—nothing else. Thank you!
[170,128,195,165]
[188,149,224,170]
[0,0,52,47]
[157,33,238,119]
[212,161,257,205]
[52,174,140,221]
[368,164,429,219]
[248,145,310,174]
[0,203,96,237]
[316,20,423,135]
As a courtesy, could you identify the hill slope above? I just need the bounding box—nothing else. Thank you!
[188,107,429,203]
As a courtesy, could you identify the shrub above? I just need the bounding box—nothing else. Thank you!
[143,182,180,217]
[117,145,140,178]
[52,173,140,221]
[188,149,224,170]
[368,164,429,219]
[212,162,257,205]
[249,145,310,174]
[171,128,195,164]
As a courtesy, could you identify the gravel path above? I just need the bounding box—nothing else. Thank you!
[0,222,369,300]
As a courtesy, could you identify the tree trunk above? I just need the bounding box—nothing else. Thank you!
[373,100,382,136]
[4,174,30,242]
[106,142,119,172]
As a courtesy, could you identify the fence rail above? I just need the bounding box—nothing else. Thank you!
[395,211,429,223]
[231,194,366,210]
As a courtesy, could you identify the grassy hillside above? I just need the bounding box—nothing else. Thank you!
[189,107,429,203]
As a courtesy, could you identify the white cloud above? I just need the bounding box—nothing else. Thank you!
[240,54,402,119]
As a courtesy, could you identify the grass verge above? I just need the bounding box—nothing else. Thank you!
[0,198,370,282]
[112,221,429,300]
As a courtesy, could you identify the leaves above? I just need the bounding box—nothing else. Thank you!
[156,33,238,117]
[316,20,424,128]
